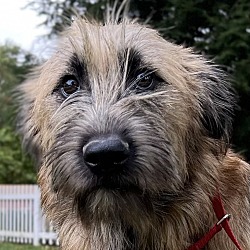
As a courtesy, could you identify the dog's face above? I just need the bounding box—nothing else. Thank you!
[19,20,235,226]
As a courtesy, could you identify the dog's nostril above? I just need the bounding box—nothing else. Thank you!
[83,135,130,175]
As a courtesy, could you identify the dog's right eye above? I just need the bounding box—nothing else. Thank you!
[59,76,80,98]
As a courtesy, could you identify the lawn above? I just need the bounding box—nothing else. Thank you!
[0,243,58,250]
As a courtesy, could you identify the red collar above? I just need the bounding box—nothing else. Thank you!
[187,191,243,250]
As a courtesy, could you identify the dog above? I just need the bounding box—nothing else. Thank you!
[18,17,250,249]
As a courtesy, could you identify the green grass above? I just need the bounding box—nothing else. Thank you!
[0,243,58,250]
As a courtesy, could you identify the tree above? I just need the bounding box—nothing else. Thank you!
[0,43,37,183]
[27,0,250,159]
[26,0,109,37]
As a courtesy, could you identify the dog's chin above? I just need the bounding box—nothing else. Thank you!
[74,179,154,226]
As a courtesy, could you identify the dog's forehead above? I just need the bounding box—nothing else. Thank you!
[72,21,158,47]
[63,21,173,67]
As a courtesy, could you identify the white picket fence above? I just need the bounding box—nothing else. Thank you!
[0,185,58,246]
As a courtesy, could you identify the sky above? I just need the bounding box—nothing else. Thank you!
[0,0,49,56]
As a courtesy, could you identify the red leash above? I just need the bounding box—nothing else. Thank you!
[187,192,243,250]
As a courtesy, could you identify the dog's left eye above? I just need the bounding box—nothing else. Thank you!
[60,76,80,98]
[135,73,155,90]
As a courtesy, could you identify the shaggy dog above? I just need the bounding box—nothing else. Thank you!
[18,17,250,249]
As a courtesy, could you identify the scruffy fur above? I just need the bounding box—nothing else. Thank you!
[18,18,250,250]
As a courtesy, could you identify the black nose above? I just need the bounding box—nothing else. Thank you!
[83,135,130,175]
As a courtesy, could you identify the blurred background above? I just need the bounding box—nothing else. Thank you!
[0,0,250,184]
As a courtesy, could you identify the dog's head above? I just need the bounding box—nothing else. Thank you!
[18,19,235,227]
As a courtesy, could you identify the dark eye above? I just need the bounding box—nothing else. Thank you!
[60,76,80,98]
[136,72,154,90]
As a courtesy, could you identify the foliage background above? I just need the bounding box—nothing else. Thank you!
[0,44,37,183]
[0,0,249,183]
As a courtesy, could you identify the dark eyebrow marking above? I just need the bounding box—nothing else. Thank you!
[120,48,145,73]
[119,49,150,87]
[67,53,88,82]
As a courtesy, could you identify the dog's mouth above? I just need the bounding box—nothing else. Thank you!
[74,174,144,205]
[75,175,177,210]
[84,174,144,196]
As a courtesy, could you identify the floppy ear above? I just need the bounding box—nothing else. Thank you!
[199,70,236,142]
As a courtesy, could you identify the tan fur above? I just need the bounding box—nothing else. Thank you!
[18,18,250,250]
